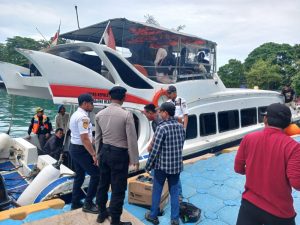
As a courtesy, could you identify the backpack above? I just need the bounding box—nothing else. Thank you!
[179,202,201,223]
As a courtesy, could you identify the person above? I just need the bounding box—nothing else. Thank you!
[197,51,210,73]
[235,103,300,225]
[154,48,173,84]
[166,85,188,201]
[95,86,139,225]
[27,107,52,152]
[69,93,99,213]
[166,85,189,130]
[144,103,162,133]
[55,105,70,134]
[43,128,64,160]
[281,84,296,109]
[144,102,185,225]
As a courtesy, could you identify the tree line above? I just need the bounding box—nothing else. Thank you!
[218,43,300,94]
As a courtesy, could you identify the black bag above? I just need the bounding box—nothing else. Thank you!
[179,202,201,223]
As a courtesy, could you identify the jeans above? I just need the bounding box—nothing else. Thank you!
[69,144,100,205]
[236,199,296,225]
[96,144,129,224]
[150,169,180,221]
[151,170,183,198]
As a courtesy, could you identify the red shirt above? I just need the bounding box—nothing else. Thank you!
[235,127,300,218]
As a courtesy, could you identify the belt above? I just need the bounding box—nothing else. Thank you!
[102,143,128,152]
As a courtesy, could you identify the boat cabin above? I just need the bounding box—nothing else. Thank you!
[59,18,217,84]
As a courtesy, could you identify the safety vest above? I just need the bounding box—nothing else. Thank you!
[32,114,49,134]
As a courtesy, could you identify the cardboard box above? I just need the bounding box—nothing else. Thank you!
[128,173,169,210]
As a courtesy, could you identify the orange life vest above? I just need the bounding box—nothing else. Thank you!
[32,114,49,134]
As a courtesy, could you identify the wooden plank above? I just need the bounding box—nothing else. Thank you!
[23,207,144,225]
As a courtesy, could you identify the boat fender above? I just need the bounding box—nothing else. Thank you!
[17,164,60,206]
[0,133,12,153]
[152,89,168,107]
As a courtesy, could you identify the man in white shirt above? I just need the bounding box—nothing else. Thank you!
[69,93,99,214]
[166,85,189,129]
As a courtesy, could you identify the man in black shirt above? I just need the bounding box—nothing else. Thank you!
[44,128,64,160]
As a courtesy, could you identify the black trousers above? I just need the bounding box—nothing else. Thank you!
[236,199,296,225]
[69,144,100,205]
[96,144,129,224]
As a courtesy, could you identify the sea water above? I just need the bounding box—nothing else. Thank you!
[0,88,60,137]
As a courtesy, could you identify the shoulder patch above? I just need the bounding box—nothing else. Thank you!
[82,118,89,129]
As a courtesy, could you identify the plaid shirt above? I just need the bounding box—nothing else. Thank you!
[145,117,185,174]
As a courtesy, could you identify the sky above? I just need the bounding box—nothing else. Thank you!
[0,0,299,67]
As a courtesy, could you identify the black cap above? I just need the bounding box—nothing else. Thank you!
[261,103,291,129]
[167,85,177,93]
[78,93,94,105]
[159,102,175,117]
[109,86,127,100]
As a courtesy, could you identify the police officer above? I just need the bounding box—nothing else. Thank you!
[69,93,99,213]
[95,86,139,225]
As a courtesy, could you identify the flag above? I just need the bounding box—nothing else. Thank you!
[50,22,61,47]
[103,25,116,50]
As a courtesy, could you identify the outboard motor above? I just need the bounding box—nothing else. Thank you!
[0,174,11,211]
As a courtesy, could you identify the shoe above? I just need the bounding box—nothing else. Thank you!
[111,222,132,225]
[97,210,109,223]
[171,220,179,225]
[82,201,99,214]
[70,202,83,210]
[145,211,159,225]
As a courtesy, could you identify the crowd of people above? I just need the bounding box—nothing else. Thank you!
[26,83,300,225]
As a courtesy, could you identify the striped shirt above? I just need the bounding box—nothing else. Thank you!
[145,117,185,174]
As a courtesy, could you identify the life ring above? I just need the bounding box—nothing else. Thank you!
[152,89,168,107]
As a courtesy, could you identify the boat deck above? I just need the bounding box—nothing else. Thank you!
[2,139,300,225]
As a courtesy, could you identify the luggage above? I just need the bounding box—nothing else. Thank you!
[179,201,201,223]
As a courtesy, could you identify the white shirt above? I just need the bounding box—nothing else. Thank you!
[167,96,189,118]
[70,107,93,145]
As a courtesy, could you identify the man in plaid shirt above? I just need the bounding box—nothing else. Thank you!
[145,102,185,225]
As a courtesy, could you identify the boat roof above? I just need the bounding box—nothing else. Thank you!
[60,18,216,49]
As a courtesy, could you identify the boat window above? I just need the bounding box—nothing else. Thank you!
[218,110,239,132]
[104,51,153,89]
[49,46,115,83]
[200,113,216,136]
[258,106,267,123]
[186,115,197,140]
[241,108,257,127]
[125,43,215,84]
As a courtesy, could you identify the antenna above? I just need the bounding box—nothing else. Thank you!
[75,5,80,29]
[35,27,51,45]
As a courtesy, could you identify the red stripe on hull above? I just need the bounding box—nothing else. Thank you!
[50,84,151,105]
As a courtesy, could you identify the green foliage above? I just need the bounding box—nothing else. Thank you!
[245,59,281,90]
[1,36,49,66]
[244,42,299,85]
[291,59,300,94]
[218,59,245,88]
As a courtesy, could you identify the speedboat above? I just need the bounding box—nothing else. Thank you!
[0,18,294,208]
